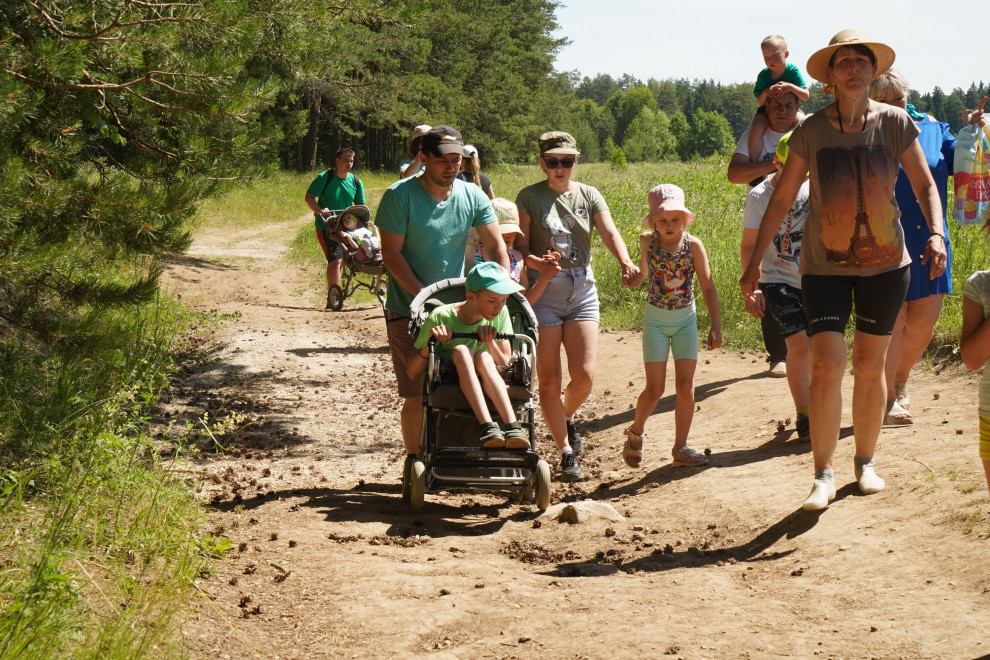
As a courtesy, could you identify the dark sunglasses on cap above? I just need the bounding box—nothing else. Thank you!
[542,157,575,169]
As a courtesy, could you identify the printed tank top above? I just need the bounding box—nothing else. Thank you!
[647,232,695,310]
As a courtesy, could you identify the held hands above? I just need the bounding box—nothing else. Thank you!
[743,288,766,319]
[532,250,562,278]
[739,263,762,305]
[621,261,641,288]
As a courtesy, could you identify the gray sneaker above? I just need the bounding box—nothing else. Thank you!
[566,419,583,455]
[559,451,584,482]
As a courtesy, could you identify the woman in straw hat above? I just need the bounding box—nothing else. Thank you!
[740,30,948,511]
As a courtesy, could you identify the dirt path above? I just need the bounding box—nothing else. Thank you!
[165,218,989,659]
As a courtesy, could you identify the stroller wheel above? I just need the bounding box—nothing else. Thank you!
[409,460,426,510]
[327,284,344,311]
[535,460,551,511]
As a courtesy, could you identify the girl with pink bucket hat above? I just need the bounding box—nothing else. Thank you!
[622,184,722,469]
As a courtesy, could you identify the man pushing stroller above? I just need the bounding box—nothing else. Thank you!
[406,262,530,449]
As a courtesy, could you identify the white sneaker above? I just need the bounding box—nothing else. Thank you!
[768,361,787,377]
[855,464,885,494]
[803,479,836,510]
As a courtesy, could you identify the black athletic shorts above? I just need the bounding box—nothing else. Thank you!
[801,266,909,336]
[316,229,342,262]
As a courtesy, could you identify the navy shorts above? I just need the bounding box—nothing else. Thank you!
[801,266,910,336]
[761,282,808,338]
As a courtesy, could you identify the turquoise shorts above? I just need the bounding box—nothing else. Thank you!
[642,302,698,363]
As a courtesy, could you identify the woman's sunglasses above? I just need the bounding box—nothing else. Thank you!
[543,157,575,169]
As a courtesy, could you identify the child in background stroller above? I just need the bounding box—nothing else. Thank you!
[402,263,551,511]
[321,205,388,313]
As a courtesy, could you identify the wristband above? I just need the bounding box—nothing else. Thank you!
[928,232,945,242]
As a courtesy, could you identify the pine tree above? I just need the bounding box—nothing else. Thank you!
[1,1,283,348]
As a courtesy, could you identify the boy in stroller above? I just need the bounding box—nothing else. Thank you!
[336,208,382,264]
[406,262,530,449]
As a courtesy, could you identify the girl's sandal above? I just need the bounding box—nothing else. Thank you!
[672,446,709,467]
[622,429,644,468]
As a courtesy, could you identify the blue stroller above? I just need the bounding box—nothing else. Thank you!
[401,277,551,511]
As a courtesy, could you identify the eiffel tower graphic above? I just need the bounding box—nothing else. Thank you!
[846,153,876,265]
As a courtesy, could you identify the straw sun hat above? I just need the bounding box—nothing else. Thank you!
[805,29,895,86]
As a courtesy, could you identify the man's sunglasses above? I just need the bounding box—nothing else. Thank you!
[543,157,575,169]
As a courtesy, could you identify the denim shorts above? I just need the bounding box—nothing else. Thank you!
[761,282,808,338]
[528,265,600,327]
[643,302,698,362]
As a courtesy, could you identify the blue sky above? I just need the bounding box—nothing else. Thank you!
[552,1,988,95]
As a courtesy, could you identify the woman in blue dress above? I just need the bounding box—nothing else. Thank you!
[869,69,984,424]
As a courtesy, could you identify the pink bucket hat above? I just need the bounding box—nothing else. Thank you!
[643,184,695,229]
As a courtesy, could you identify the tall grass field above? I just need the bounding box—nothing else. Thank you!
[268,160,989,353]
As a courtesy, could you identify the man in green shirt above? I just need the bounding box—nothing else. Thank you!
[304,148,366,308]
[377,125,510,461]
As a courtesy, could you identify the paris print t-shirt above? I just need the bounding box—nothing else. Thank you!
[788,104,918,276]
[515,181,608,270]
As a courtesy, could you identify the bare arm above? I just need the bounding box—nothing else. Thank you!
[691,237,722,349]
[900,139,947,280]
[961,297,990,370]
[593,209,639,287]
[476,222,510,270]
[399,152,424,179]
[305,192,328,214]
[727,152,776,185]
[380,229,425,302]
[739,226,765,318]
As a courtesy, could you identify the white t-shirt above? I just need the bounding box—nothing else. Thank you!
[734,126,791,188]
[742,174,809,288]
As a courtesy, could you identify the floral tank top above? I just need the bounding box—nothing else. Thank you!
[647,232,695,310]
[473,244,522,283]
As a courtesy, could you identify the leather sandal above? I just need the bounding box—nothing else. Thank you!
[622,428,644,468]
[672,446,709,467]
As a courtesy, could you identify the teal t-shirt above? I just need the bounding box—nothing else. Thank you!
[306,171,366,230]
[376,177,497,315]
[413,303,513,359]
[753,62,807,99]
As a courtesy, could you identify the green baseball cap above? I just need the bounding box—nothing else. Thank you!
[465,261,523,295]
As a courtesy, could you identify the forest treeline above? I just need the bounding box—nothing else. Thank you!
[4,1,990,353]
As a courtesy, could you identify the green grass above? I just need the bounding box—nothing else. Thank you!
[0,290,218,658]
[255,161,990,353]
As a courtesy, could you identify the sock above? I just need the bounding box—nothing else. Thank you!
[797,407,809,416]
[815,468,834,483]
[559,446,573,458]
[854,456,875,470]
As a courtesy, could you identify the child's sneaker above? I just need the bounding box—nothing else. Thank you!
[503,421,530,450]
[559,451,584,482]
[479,422,505,449]
[796,413,810,440]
